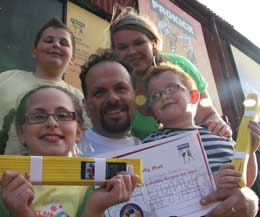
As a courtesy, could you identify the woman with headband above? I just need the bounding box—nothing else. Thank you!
[109,5,232,139]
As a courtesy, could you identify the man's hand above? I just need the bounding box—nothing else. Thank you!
[200,187,258,217]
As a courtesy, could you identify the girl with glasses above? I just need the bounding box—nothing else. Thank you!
[0,86,138,217]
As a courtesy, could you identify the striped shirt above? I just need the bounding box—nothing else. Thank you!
[142,127,234,173]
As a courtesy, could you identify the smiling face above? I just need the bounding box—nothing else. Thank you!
[32,27,75,79]
[17,88,81,156]
[148,70,195,128]
[112,29,155,77]
[84,61,136,138]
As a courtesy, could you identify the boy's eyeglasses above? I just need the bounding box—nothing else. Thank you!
[25,111,77,124]
[148,84,187,105]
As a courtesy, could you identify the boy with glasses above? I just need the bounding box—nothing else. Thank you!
[142,62,259,190]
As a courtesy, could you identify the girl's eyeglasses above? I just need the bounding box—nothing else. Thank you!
[24,111,77,124]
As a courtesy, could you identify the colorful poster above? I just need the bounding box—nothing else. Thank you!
[66,1,109,89]
[102,131,219,217]
[230,45,260,97]
[138,0,223,114]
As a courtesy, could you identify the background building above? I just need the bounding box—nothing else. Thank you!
[1,0,260,212]
[1,0,260,131]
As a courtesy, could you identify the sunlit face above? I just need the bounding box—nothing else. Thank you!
[32,27,75,79]
[18,88,81,156]
[112,29,155,77]
[84,61,136,138]
[148,71,193,127]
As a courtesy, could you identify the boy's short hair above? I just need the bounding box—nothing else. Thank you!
[34,17,76,55]
[144,62,197,92]
[79,48,135,98]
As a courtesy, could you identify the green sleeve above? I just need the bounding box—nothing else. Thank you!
[76,186,95,217]
[160,52,207,93]
[131,111,158,140]
[0,195,10,217]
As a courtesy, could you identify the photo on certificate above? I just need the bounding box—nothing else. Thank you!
[101,130,219,217]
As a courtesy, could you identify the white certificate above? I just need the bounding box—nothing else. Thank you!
[102,130,219,217]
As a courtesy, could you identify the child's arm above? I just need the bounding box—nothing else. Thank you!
[214,163,241,189]
[1,171,35,217]
[246,153,257,187]
[83,173,139,217]
[246,120,260,186]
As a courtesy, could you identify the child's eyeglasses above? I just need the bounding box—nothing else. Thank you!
[25,111,77,124]
[148,84,187,105]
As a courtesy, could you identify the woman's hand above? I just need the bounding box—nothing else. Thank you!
[248,120,260,153]
[207,119,232,138]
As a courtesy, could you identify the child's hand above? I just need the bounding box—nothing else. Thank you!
[83,173,139,217]
[214,164,241,189]
[248,120,260,153]
[206,119,232,138]
[1,171,35,217]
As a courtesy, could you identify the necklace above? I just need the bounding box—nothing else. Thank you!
[135,94,147,106]
[134,77,147,106]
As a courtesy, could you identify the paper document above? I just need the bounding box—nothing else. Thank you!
[102,130,219,217]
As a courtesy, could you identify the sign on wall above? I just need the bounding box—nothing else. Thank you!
[138,0,223,114]
[65,1,109,89]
